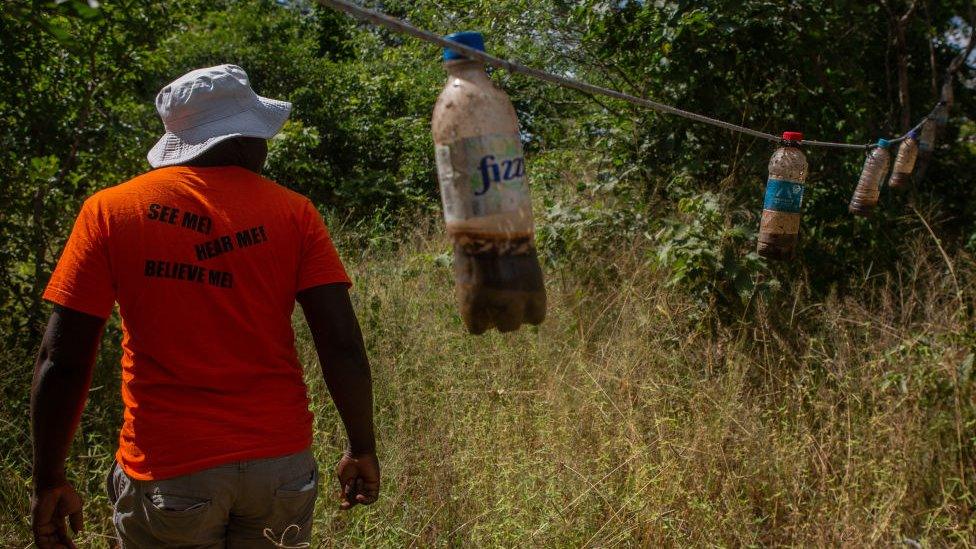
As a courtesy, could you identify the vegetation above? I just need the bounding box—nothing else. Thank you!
[2,0,975,545]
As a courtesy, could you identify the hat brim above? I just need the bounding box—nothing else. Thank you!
[147,96,292,168]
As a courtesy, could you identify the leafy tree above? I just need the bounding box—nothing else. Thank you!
[1,0,973,344]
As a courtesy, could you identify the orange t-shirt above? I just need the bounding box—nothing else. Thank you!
[44,166,350,480]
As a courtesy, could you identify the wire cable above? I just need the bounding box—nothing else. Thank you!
[316,0,941,151]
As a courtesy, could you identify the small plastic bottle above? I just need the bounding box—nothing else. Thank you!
[758,131,807,260]
[914,118,937,182]
[849,139,891,216]
[431,31,546,335]
[933,100,949,132]
[941,79,955,110]
[918,118,936,159]
[934,79,952,135]
[888,130,918,191]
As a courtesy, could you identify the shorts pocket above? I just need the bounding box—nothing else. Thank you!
[275,466,318,498]
[266,463,318,545]
[142,489,214,543]
[146,492,212,514]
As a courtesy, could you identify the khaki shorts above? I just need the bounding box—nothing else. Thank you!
[106,449,319,548]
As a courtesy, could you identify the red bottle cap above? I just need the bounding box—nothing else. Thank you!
[782,131,803,142]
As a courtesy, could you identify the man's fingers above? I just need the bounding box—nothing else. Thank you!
[52,511,68,538]
[336,455,380,510]
[355,485,379,504]
[352,478,365,504]
[38,522,73,549]
[33,487,83,549]
[354,493,376,504]
[338,481,357,510]
[352,475,379,505]
[68,509,84,534]
[34,525,61,549]
[34,521,58,536]
[35,532,61,549]
[32,493,57,525]
[52,515,77,549]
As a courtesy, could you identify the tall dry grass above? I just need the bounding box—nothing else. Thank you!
[1,222,974,547]
[304,223,975,546]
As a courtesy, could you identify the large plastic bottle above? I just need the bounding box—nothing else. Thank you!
[431,31,546,335]
[758,131,807,260]
[849,139,891,216]
[887,130,918,191]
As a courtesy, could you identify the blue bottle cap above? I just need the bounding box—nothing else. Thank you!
[443,31,485,61]
[877,138,890,148]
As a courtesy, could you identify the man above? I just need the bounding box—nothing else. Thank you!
[30,64,380,548]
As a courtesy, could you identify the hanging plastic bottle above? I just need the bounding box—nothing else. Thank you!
[933,100,949,132]
[758,132,807,260]
[918,117,936,157]
[941,79,955,110]
[849,139,891,216]
[915,118,937,182]
[888,130,919,191]
[431,31,546,335]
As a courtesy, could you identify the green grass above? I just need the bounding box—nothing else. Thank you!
[2,228,975,547]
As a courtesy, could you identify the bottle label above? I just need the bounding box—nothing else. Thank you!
[763,179,804,213]
[435,133,530,226]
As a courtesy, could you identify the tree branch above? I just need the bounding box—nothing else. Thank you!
[893,1,919,131]
[946,6,975,77]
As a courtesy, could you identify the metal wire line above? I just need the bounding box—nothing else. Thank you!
[317,0,941,152]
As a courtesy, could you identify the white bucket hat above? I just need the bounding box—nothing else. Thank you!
[147,64,292,168]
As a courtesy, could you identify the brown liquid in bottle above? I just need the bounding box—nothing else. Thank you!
[888,130,918,191]
[758,132,807,260]
[453,238,546,334]
[849,140,892,217]
[432,32,546,334]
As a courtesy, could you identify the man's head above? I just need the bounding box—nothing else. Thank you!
[182,137,269,174]
[147,64,290,172]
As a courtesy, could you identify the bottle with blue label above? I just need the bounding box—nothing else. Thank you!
[888,129,919,191]
[432,31,546,334]
[758,131,807,260]
[849,139,892,216]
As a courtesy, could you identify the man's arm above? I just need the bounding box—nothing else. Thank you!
[31,305,106,549]
[296,283,379,510]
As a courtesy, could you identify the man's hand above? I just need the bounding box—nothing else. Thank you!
[298,284,378,510]
[336,451,380,510]
[30,306,103,548]
[32,482,84,549]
